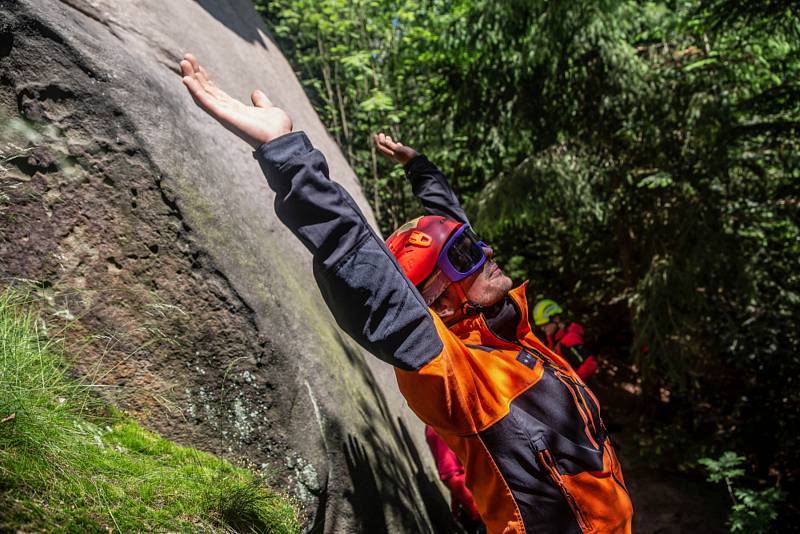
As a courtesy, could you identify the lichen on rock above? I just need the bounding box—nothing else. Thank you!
[0,1,445,531]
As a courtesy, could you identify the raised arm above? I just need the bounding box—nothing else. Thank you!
[180,55,442,370]
[374,133,469,224]
[179,55,493,438]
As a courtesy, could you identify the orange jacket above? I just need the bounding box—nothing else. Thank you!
[256,132,633,533]
[397,284,632,533]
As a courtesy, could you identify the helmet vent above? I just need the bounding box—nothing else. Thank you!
[408,231,432,247]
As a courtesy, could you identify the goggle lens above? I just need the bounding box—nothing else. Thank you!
[446,228,485,273]
[436,225,488,282]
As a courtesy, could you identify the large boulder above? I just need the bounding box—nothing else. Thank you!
[0,0,454,531]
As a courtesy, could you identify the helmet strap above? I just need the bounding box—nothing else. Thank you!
[461,300,486,316]
[452,282,485,317]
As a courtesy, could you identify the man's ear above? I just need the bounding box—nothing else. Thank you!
[433,304,456,320]
[431,290,458,320]
[431,298,456,319]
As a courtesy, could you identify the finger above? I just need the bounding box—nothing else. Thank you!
[184,54,209,87]
[251,89,273,108]
[194,68,215,93]
[375,140,395,157]
[384,137,402,151]
[198,63,211,79]
[375,133,396,152]
[183,76,227,119]
[197,64,220,92]
[182,76,209,105]
[184,53,201,73]
[180,59,195,78]
[185,53,220,94]
[376,145,395,158]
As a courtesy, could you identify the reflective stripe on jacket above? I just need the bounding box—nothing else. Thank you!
[256,132,632,533]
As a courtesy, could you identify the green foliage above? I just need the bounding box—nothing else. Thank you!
[700,452,783,533]
[259,0,799,523]
[699,451,747,484]
[256,0,468,230]
[0,289,299,533]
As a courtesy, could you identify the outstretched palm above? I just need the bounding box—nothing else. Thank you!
[179,54,292,148]
[374,132,418,165]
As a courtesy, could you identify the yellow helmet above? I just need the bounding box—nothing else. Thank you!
[532,299,563,326]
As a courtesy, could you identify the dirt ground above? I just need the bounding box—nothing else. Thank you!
[592,372,730,534]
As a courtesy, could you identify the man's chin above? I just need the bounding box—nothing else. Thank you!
[497,273,514,293]
[485,276,514,306]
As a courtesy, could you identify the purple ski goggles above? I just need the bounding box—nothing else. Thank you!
[438,224,490,282]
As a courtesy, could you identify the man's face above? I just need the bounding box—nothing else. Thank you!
[460,246,513,307]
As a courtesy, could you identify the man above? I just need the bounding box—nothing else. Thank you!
[371,135,484,533]
[532,299,599,381]
[179,54,633,533]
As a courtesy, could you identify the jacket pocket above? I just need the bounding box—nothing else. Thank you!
[535,444,593,532]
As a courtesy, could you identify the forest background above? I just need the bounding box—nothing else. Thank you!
[255,0,798,530]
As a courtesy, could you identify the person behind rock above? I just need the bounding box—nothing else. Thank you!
[179,53,633,534]
[532,299,598,381]
[424,423,484,533]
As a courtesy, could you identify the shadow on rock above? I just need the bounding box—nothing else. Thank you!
[332,330,460,533]
[194,0,269,47]
[343,435,389,534]
[396,416,463,533]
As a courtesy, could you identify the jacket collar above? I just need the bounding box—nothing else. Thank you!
[449,281,533,344]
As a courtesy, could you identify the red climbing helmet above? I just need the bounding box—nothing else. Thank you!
[386,215,462,286]
[386,213,490,305]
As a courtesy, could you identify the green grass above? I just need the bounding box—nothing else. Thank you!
[0,290,299,533]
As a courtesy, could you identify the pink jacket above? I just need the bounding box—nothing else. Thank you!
[425,424,464,481]
[549,322,598,381]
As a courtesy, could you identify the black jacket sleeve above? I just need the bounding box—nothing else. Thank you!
[404,154,469,224]
[255,132,443,371]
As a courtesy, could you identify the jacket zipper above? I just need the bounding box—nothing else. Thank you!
[478,310,604,451]
[611,470,630,498]
[551,370,600,449]
[537,449,591,532]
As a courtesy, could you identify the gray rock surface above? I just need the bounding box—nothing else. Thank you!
[0,0,455,531]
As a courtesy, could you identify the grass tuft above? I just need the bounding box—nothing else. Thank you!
[0,289,299,532]
[206,477,300,534]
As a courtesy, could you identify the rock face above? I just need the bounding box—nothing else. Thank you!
[0,1,454,531]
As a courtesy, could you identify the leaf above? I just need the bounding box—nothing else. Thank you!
[359,90,394,112]
[683,57,718,72]
[637,171,673,189]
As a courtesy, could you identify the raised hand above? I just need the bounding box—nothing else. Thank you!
[374,132,418,166]
[179,53,292,149]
